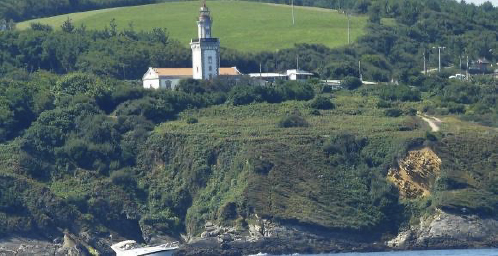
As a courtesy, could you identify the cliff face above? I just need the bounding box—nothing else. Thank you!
[388,210,498,249]
[387,147,441,199]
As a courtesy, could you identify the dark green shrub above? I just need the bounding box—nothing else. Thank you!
[406,108,417,116]
[111,168,136,187]
[219,202,237,220]
[377,100,391,108]
[65,194,89,213]
[310,96,335,110]
[249,158,274,174]
[186,117,198,124]
[448,103,465,114]
[278,114,309,128]
[384,108,403,117]
[425,131,437,141]
[341,76,362,90]
[310,109,321,116]
[379,85,421,102]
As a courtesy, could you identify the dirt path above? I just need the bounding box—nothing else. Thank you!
[418,113,441,132]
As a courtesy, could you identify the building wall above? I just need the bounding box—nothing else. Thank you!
[192,44,202,79]
[191,41,220,80]
[202,48,219,80]
[143,68,160,89]
[143,79,160,89]
[162,78,182,90]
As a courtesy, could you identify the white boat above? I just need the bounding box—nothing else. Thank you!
[111,240,179,256]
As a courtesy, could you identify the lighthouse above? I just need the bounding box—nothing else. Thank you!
[190,0,220,80]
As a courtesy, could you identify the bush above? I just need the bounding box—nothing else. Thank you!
[384,108,403,117]
[111,168,136,187]
[377,100,391,108]
[310,96,335,110]
[341,76,362,90]
[406,108,417,116]
[425,132,437,141]
[278,114,309,128]
[249,158,274,174]
[186,117,198,124]
[309,109,321,116]
[379,85,421,102]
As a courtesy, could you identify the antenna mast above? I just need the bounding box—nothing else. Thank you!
[291,0,295,25]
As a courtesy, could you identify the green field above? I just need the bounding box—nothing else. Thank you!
[17,1,367,52]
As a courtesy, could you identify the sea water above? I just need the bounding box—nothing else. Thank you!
[255,248,498,256]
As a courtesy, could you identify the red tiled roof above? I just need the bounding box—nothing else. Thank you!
[154,68,192,76]
[152,67,241,76]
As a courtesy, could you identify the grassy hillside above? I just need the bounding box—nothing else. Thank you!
[17,1,367,52]
[149,95,424,233]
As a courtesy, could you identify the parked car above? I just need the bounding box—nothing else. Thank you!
[449,74,466,80]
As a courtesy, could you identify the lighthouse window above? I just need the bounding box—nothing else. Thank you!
[208,56,212,64]
[209,66,212,71]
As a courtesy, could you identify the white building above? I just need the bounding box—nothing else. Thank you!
[143,1,242,89]
[286,69,314,80]
[142,67,241,89]
[248,69,314,82]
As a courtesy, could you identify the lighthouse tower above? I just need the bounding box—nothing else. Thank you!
[190,0,220,80]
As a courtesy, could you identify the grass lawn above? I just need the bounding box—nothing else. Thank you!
[17,1,367,52]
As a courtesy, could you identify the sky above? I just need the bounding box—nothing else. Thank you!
[463,0,498,6]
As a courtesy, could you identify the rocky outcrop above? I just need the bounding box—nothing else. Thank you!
[388,147,441,199]
[388,210,498,249]
[176,217,387,256]
[0,237,62,256]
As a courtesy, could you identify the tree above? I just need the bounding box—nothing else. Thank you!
[61,18,75,33]
[368,2,382,24]
[30,23,53,32]
[278,114,309,128]
[341,76,362,90]
[310,96,335,110]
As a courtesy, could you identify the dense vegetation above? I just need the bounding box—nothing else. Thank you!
[0,0,158,22]
[0,0,496,252]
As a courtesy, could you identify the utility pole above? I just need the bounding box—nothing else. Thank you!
[433,46,446,72]
[291,0,295,25]
[423,51,427,75]
[296,55,299,70]
[466,55,469,80]
[347,13,351,44]
[359,60,362,81]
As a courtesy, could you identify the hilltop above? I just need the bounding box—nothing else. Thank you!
[17,1,367,52]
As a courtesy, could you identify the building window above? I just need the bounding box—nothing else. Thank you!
[196,67,199,73]
[208,56,212,64]
[209,66,212,71]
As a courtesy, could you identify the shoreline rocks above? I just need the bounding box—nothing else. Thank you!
[1,210,496,256]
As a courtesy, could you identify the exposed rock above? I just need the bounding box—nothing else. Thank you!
[388,209,498,250]
[386,230,412,248]
[388,147,441,199]
[414,210,498,247]
[0,237,60,256]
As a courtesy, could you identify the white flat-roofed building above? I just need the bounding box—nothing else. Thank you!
[248,69,314,83]
[248,72,288,80]
[286,69,314,80]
